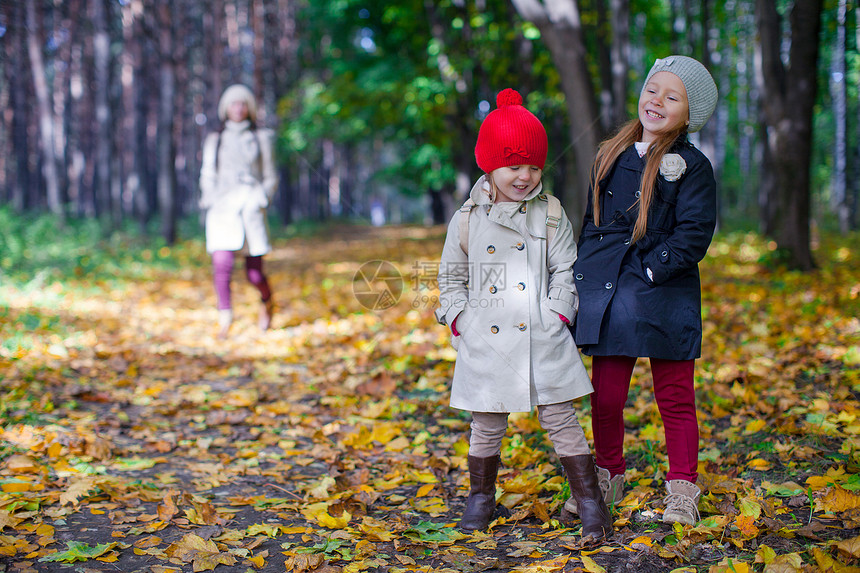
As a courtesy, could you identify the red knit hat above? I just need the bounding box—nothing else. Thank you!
[475,89,548,173]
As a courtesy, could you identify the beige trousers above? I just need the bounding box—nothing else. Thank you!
[469,401,590,458]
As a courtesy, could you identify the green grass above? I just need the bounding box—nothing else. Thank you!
[0,208,334,291]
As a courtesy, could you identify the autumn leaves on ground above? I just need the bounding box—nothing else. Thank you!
[1,222,859,573]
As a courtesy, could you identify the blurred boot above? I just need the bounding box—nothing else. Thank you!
[217,309,233,339]
[258,298,274,331]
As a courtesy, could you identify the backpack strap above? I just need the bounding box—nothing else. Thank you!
[543,194,562,244]
[458,198,476,255]
[458,194,562,256]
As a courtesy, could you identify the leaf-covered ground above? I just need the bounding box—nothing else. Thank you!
[0,224,858,573]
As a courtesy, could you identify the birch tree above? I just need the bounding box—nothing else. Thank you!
[25,0,62,219]
[509,0,606,229]
[831,0,851,233]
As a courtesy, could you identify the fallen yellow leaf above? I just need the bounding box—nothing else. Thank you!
[581,555,606,573]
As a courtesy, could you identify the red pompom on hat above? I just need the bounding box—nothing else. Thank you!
[475,88,548,173]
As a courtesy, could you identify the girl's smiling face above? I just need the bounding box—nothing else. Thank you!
[490,165,542,202]
[227,99,250,122]
[638,71,689,142]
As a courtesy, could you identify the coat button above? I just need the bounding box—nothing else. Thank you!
[607,190,613,197]
[517,323,527,331]
[489,285,497,294]
[623,238,630,245]
[661,250,668,257]
[490,325,499,334]
[575,273,583,280]
[598,234,603,241]
[516,242,525,250]
[635,190,641,198]
[516,282,525,291]
[487,245,495,254]
[604,282,613,289]
[518,204,527,214]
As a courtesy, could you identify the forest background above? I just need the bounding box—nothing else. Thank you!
[1,0,858,271]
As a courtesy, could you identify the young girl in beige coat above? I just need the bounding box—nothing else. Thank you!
[199,84,278,337]
[436,89,611,543]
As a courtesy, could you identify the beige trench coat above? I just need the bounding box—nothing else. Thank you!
[436,176,592,413]
[199,120,278,256]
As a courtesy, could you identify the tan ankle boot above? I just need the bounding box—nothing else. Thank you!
[564,466,625,514]
[662,480,701,525]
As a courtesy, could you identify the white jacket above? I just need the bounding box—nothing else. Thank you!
[436,176,592,413]
[199,120,278,255]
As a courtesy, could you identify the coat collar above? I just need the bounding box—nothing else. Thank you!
[617,144,645,171]
[224,120,251,133]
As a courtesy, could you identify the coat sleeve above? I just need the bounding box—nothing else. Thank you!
[435,213,470,326]
[642,152,717,285]
[198,133,219,209]
[258,129,279,201]
[546,209,578,320]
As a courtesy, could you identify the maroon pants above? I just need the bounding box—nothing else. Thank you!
[590,355,698,482]
[211,250,271,310]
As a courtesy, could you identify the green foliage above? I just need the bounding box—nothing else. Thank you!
[38,541,117,563]
[403,520,467,543]
[291,537,354,560]
[0,208,203,290]
[281,0,562,197]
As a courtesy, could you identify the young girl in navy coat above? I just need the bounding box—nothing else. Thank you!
[571,56,718,525]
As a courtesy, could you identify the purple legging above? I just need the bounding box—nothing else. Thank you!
[211,250,271,310]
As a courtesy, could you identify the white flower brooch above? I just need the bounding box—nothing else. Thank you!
[659,154,687,181]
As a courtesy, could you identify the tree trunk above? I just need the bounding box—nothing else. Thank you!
[205,0,225,121]
[8,1,31,210]
[831,0,850,233]
[272,0,299,224]
[854,4,860,230]
[608,0,630,131]
[25,0,63,220]
[596,0,629,133]
[736,0,756,214]
[51,0,74,204]
[157,4,177,244]
[93,0,116,225]
[510,0,605,234]
[754,0,822,271]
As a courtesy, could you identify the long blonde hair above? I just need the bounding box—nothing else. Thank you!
[591,119,688,242]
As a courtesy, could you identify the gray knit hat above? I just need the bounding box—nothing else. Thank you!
[641,55,718,133]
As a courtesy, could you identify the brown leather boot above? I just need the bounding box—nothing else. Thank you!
[560,455,613,543]
[460,455,501,531]
[564,466,625,514]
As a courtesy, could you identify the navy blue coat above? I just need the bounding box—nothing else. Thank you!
[573,140,717,360]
